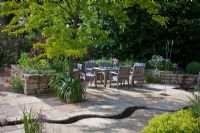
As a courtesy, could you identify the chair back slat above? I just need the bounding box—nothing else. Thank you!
[100,61,110,67]
[84,61,96,68]
[118,66,131,78]
[133,63,145,75]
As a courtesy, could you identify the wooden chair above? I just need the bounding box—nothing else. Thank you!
[99,61,110,68]
[77,63,96,87]
[130,63,145,87]
[109,66,131,89]
[84,61,96,70]
[98,61,110,83]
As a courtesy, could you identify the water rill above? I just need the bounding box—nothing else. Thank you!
[0,105,189,127]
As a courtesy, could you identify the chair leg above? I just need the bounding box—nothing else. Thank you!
[123,80,125,85]
[90,79,92,86]
[128,79,129,89]
[110,75,112,88]
[94,78,97,87]
[141,76,144,88]
[117,81,119,89]
[100,75,103,83]
[132,79,134,86]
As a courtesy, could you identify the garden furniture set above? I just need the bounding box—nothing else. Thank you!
[77,61,145,89]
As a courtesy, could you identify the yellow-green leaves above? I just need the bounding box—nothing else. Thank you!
[1,0,167,59]
[141,110,198,133]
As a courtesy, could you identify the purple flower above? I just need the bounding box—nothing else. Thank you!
[36,114,47,122]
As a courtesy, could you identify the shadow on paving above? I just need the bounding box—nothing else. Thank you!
[37,83,187,118]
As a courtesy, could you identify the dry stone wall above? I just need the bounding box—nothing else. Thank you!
[145,69,198,86]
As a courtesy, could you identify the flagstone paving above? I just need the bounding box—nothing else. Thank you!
[0,84,192,133]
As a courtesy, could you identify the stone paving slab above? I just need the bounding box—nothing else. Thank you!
[0,84,192,133]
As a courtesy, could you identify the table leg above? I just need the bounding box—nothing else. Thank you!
[94,70,97,87]
[104,71,107,87]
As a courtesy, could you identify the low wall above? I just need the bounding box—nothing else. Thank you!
[145,69,198,85]
[11,65,52,95]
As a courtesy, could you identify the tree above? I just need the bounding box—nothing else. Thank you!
[92,0,200,68]
[0,0,167,77]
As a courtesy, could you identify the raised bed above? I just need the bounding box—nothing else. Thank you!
[11,65,52,95]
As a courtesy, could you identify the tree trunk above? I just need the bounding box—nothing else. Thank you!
[68,56,74,78]
[68,15,79,78]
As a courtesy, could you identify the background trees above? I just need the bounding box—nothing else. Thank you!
[92,0,200,68]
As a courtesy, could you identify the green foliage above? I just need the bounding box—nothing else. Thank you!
[146,55,173,71]
[50,73,85,103]
[50,57,68,73]
[145,75,161,84]
[10,75,23,93]
[0,25,38,67]
[22,108,43,133]
[0,0,166,78]
[92,58,133,67]
[18,52,28,65]
[0,32,17,67]
[186,62,200,74]
[18,53,55,74]
[94,58,112,66]
[141,110,198,133]
[145,69,161,84]
[92,0,200,68]
[189,85,200,118]
[118,59,133,66]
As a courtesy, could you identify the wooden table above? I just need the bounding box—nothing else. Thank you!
[93,67,118,87]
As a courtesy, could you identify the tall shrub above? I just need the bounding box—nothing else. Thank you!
[186,62,200,74]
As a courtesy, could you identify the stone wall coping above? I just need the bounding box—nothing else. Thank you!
[145,69,198,77]
[23,73,55,77]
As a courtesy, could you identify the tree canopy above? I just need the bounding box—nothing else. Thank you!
[1,0,167,58]
[0,0,167,76]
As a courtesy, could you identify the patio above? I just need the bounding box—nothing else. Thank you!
[0,82,191,133]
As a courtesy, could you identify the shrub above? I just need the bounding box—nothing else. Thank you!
[94,58,112,66]
[146,55,173,71]
[189,85,200,118]
[186,62,200,74]
[50,73,86,103]
[50,57,68,73]
[18,53,55,74]
[10,75,23,93]
[141,110,198,133]
[145,69,161,84]
[118,59,133,66]
[18,53,29,66]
